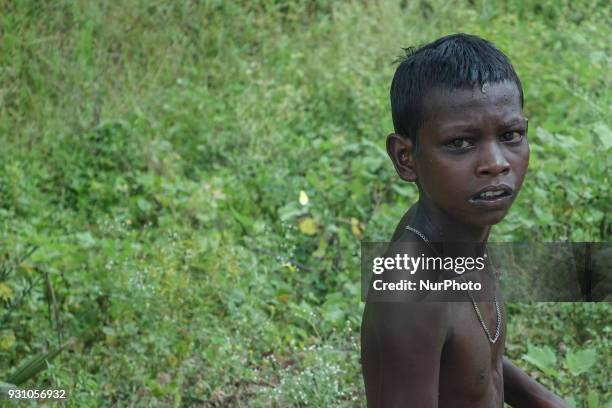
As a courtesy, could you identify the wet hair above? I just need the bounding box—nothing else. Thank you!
[390,33,523,150]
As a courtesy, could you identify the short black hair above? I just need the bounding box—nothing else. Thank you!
[390,33,523,148]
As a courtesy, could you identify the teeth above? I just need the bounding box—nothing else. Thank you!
[479,190,505,199]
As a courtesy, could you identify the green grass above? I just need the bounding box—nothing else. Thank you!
[0,0,610,406]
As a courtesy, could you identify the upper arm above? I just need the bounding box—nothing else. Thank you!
[362,301,449,408]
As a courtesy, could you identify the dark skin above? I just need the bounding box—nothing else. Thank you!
[361,81,571,407]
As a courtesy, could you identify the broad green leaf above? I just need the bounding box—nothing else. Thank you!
[593,122,611,149]
[102,326,116,337]
[137,197,153,212]
[278,202,306,221]
[564,348,596,375]
[587,390,600,408]
[321,293,345,324]
[522,344,558,377]
[75,232,96,248]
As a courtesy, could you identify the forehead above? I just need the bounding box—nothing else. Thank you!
[421,81,523,133]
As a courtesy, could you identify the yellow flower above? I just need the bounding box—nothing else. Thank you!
[298,217,317,235]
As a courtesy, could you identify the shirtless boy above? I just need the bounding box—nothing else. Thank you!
[361,34,570,407]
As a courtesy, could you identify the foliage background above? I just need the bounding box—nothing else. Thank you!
[0,0,610,406]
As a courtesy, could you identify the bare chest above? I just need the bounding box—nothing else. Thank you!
[438,301,507,407]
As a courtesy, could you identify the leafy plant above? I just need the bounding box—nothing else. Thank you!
[0,0,609,405]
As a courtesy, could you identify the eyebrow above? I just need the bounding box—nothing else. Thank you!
[499,118,527,129]
[441,117,526,134]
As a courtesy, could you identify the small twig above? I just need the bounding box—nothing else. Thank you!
[43,268,62,344]
[17,245,38,265]
[333,233,343,272]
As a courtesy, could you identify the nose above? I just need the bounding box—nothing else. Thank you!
[476,142,510,177]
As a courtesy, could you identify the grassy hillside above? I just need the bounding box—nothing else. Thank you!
[0,0,610,406]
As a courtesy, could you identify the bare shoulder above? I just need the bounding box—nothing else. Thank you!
[363,300,450,342]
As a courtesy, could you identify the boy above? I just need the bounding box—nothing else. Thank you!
[361,34,570,407]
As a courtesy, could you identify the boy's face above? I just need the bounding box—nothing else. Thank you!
[391,81,529,227]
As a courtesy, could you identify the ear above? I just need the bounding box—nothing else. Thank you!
[386,133,418,182]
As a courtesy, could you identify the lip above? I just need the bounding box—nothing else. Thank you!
[468,184,514,210]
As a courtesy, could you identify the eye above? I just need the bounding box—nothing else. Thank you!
[500,131,524,143]
[446,138,473,150]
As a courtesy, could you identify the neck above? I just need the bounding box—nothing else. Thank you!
[412,196,491,244]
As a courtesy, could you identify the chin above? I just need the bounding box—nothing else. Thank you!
[472,210,509,227]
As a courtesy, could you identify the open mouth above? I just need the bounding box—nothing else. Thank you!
[471,185,513,202]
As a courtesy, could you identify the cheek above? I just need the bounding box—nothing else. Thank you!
[512,142,530,180]
[419,156,471,196]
